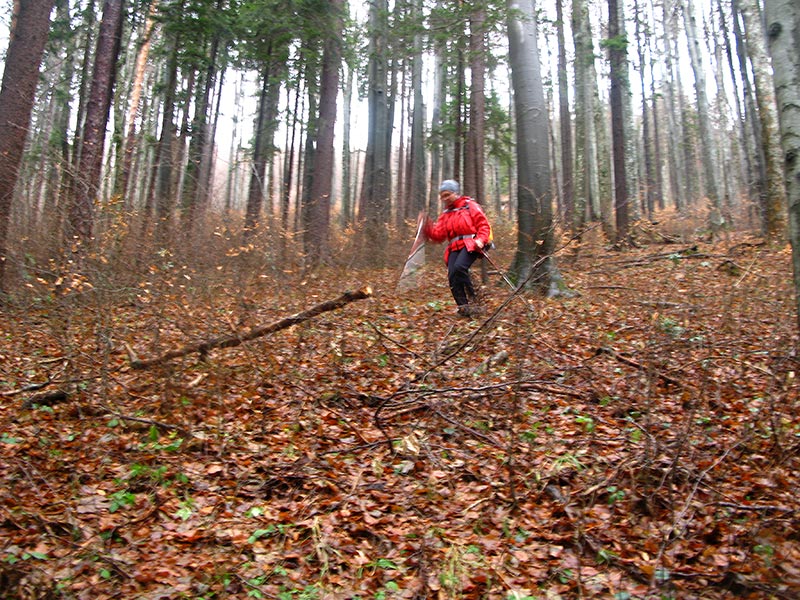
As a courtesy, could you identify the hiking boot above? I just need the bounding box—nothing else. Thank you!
[456,305,473,318]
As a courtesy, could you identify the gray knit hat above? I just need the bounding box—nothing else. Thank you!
[440,179,460,194]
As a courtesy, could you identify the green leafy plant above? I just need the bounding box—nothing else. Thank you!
[374,580,400,599]
[575,415,595,433]
[607,486,626,505]
[108,490,136,513]
[1,432,21,444]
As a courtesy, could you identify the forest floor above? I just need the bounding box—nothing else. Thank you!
[0,216,798,600]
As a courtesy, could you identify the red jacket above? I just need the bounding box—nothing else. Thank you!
[423,196,492,264]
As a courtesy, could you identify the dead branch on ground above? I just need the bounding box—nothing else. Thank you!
[127,286,373,369]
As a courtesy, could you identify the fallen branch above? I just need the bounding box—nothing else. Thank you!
[593,346,687,388]
[128,286,373,369]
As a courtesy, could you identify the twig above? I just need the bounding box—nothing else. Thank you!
[98,402,190,436]
[594,346,688,388]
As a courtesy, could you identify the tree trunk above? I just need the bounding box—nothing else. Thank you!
[182,6,224,232]
[608,0,630,244]
[463,5,486,205]
[244,55,282,237]
[0,0,55,291]
[358,0,392,266]
[341,64,354,227]
[763,0,800,330]
[305,0,343,265]
[740,0,788,238]
[718,0,752,218]
[118,0,157,208]
[635,0,656,219]
[143,34,180,237]
[659,0,683,211]
[556,0,574,230]
[507,0,562,295]
[572,0,600,231]
[681,0,721,220]
[67,0,125,247]
[733,2,768,223]
[407,0,427,220]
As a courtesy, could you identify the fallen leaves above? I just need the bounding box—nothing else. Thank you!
[1,232,798,598]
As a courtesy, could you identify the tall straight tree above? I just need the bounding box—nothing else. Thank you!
[607,0,629,243]
[181,0,228,231]
[556,0,574,229]
[462,5,486,204]
[507,0,562,294]
[238,0,293,238]
[739,0,788,237]
[0,0,55,291]
[359,0,392,265]
[733,2,767,218]
[680,0,722,223]
[763,0,800,330]
[117,0,158,207]
[67,0,125,246]
[405,0,427,220]
[635,0,656,218]
[572,0,604,232]
[305,0,344,265]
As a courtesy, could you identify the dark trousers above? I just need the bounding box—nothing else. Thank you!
[447,247,479,306]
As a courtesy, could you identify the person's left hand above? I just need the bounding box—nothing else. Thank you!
[475,239,484,250]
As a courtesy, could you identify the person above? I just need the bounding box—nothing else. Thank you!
[421,179,492,317]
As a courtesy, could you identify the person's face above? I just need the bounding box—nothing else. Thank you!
[440,190,457,206]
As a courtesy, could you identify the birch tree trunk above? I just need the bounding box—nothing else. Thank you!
[662,0,687,210]
[733,2,767,224]
[763,0,800,330]
[718,0,753,216]
[681,0,722,221]
[740,0,788,238]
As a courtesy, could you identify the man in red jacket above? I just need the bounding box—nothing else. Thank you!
[422,180,492,317]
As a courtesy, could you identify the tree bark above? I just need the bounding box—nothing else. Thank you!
[608,0,630,244]
[740,0,788,238]
[507,0,562,295]
[556,0,574,230]
[305,0,344,265]
[463,5,486,205]
[359,0,392,265]
[0,0,55,291]
[406,0,427,220]
[67,0,125,246]
[763,0,800,331]
[681,0,721,220]
[572,0,600,230]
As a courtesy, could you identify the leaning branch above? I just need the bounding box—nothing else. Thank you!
[128,286,373,369]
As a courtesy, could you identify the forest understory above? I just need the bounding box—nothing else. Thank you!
[0,213,798,600]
